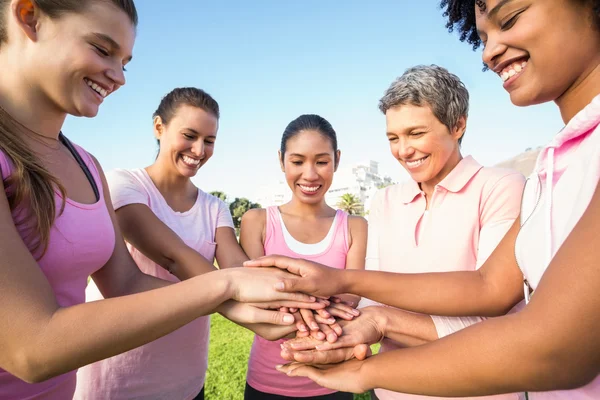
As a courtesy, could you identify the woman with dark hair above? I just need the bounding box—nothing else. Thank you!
[240,114,367,400]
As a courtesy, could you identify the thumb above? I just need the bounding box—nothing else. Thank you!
[353,344,370,360]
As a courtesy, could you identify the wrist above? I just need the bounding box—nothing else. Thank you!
[358,357,377,392]
[217,268,236,301]
[340,268,357,294]
[364,306,388,341]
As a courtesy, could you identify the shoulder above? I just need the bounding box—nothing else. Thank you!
[241,207,267,225]
[347,214,367,231]
[476,166,526,197]
[105,168,144,190]
[200,189,231,211]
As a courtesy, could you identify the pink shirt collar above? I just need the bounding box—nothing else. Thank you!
[399,155,483,204]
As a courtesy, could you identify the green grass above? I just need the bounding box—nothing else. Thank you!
[206,314,373,400]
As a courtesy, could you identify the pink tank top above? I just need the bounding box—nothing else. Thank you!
[0,143,115,400]
[246,206,349,397]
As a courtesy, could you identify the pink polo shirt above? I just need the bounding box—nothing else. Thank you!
[367,156,525,400]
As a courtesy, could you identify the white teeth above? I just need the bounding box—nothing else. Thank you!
[85,78,108,98]
[499,60,528,82]
[182,155,200,166]
[406,156,428,168]
[299,185,319,192]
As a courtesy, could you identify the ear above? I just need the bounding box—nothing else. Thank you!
[334,150,341,172]
[153,116,164,140]
[278,150,285,172]
[12,0,40,42]
[452,115,467,142]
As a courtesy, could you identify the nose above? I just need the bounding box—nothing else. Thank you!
[395,137,415,160]
[106,64,126,88]
[303,164,319,181]
[191,140,205,159]
[482,34,507,70]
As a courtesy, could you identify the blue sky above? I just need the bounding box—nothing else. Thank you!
[63,1,564,202]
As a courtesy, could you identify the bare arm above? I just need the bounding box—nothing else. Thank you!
[280,181,600,395]
[247,219,524,318]
[0,160,315,383]
[334,215,367,308]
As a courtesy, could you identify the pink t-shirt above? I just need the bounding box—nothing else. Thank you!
[246,206,350,397]
[367,156,525,400]
[74,168,234,400]
[0,144,115,400]
[515,94,600,399]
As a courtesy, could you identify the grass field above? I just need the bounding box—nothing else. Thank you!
[206,314,371,400]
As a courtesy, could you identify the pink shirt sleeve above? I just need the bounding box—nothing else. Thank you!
[476,172,526,268]
[360,189,383,308]
[215,198,234,229]
[432,171,525,338]
[106,169,149,210]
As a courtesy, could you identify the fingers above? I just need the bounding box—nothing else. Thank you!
[289,347,356,364]
[299,308,319,332]
[293,311,309,333]
[244,255,303,275]
[317,323,339,343]
[326,304,360,321]
[252,300,326,311]
[314,333,359,350]
[283,336,325,351]
[276,363,320,380]
[252,308,296,326]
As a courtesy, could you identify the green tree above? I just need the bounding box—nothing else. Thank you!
[336,193,364,216]
[210,191,228,202]
[229,197,261,230]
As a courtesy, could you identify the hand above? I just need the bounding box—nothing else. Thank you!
[243,256,348,298]
[276,358,371,394]
[225,266,317,304]
[218,300,301,326]
[281,307,384,364]
[281,336,370,364]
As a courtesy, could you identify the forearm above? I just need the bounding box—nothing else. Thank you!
[360,311,581,396]
[21,270,231,382]
[373,306,438,345]
[343,269,507,317]
[167,246,217,281]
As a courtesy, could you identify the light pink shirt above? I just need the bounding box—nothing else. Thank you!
[0,144,115,400]
[74,168,233,400]
[515,94,600,399]
[367,156,525,400]
[246,206,349,397]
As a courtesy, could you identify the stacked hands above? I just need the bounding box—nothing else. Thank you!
[225,255,388,394]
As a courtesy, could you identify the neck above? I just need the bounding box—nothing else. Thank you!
[285,196,333,218]
[0,52,66,139]
[556,61,600,124]
[145,162,195,196]
[419,150,463,201]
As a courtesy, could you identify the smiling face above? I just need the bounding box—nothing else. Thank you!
[280,129,340,205]
[155,105,219,179]
[386,103,465,188]
[476,0,600,107]
[23,1,135,117]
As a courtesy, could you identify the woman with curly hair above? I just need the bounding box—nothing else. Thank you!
[246,0,600,398]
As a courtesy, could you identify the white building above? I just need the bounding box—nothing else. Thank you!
[256,160,392,212]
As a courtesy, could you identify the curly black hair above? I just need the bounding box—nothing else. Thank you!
[440,0,600,50]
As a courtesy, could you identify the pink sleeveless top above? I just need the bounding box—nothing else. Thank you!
[0,144,115,400]
[246,206,350,397]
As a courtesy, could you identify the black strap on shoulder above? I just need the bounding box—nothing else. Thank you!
[59,133,100,202]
